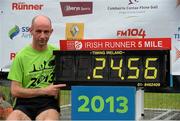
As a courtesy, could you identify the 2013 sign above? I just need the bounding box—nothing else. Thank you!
[72,86,135,120]
[78,95,128,113]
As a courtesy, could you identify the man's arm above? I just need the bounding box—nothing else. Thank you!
[11,81,66,98]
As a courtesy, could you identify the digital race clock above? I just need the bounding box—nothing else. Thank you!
[53,50,170,87]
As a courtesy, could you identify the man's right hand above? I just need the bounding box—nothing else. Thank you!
[43,84,66,96]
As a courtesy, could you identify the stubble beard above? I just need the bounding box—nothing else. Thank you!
[39,39,48,46]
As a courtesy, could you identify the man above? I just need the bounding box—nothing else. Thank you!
[7,15,66,120]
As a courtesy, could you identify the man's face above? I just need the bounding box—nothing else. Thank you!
[30,22,53,47]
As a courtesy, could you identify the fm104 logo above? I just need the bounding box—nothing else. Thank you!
[117,28,146,38]
[8,25,31,40]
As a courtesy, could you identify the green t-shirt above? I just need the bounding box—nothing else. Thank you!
[8,44,58,88]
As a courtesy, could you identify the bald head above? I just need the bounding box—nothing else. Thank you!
[30,15,53,51]
[31,15,52,28]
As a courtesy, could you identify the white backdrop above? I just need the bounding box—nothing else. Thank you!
[0,0,180,75]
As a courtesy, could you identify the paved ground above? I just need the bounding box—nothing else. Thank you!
[60,106,180,120]
[143,109,180,120]
[61,105,71,120]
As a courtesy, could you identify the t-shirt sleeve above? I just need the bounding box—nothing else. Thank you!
[7,54,23,83]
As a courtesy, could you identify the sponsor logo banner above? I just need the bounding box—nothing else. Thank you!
[8,25,31,39]
[60,38,171,50]
[60,2,93,16]
[12,2,44,10]
[66,23,84,40]
[117,28,146,38]
[107,0,159,16]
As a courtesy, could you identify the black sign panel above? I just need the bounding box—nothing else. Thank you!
[53,50,170,87]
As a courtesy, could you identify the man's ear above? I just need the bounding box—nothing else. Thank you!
[29,26,33,32]
[50,29,53,34]
[29,27,33,34]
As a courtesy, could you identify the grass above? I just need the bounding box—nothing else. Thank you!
[0,85,71,106]
[59,90,71,106]
[59,91,180,109]
[0,86,12,103]
[1,85,180,109]
[144,92,180,109]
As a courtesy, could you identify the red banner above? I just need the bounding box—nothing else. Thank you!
[60,38,171,50]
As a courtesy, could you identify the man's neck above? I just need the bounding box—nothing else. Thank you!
[31,44,47,51]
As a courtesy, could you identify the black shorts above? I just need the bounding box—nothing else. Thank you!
[14,96,60,120]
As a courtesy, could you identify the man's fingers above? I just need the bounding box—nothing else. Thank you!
[54,84,66,88]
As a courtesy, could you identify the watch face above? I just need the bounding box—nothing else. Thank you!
[54,50,170,87]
